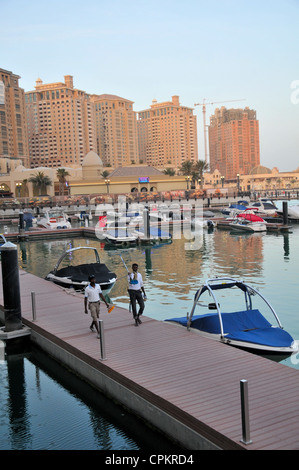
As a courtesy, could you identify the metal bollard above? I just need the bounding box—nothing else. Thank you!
[240,379,252,444]
[98,319,107,360]
[31,291,37,321]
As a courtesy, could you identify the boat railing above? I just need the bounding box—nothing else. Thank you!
[53,246,100,273]
[187,277,283,336]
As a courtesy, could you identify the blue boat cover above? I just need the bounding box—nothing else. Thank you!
[166,309,294,348]
[229,204,247,211]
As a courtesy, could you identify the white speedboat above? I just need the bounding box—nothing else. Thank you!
[102,226,138,248]
[37,210,71,230]
[277,204,299,220]
[45,246,117,293]
[247,199,278,216]
[165,277,298,356]
[229,213,267,232]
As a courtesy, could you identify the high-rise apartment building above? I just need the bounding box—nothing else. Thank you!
[137,96,198,168]
[25,75,96,168]
[90,94,138,167]
[0,68,29,166]
[208,106,260,179]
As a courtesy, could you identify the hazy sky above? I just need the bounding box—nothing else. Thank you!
[1,0,298,171]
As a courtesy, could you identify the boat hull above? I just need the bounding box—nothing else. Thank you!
[166,320,298,356]
[229,222,267,232]
[46,273,115,293]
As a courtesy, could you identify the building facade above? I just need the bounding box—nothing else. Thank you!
[0,68,29,167]
[137,96,198,168]
[25,75,96,168]
[91,94,138,167]
[208,106,260,180]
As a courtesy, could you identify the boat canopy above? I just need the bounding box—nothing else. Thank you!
[229,204,247,211]
[237,213,265,222]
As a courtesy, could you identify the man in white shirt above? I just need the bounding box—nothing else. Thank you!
[84,275,109,337]
[128,263,147,326]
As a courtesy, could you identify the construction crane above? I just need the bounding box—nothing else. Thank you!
[194,99,246,164]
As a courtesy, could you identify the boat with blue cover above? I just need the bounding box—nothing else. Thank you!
[165,277,298,356]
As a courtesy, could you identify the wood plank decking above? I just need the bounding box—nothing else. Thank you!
[1,268,299,450]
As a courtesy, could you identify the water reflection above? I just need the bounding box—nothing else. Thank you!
[0,346,180,450]
[6,354,32,449]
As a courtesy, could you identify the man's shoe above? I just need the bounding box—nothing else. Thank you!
[90,326,95,332]
[134,318,139,326]
[137,316,142,324]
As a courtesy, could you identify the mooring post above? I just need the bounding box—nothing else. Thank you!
[19,211,24,233]
[31,292,37,322]
[0,242,23,332]
[143,208,150,239]
[282,201,288,225]
[240,379,252,445]
[98,319,107,360]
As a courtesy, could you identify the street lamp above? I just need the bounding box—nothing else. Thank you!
[237,174,240,191]
[185,175,191,190]
[221,176,224,188]
[16,182,22,197]
[105,179,110,194]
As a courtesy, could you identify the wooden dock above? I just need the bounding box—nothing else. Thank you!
[1,268,299,450]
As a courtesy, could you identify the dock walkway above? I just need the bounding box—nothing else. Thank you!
[1,269,299,450]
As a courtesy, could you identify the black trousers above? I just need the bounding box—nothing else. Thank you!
[128,289,144,318]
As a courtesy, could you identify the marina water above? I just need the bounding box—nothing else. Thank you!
[1,202,299,449]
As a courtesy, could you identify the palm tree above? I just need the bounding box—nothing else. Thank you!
[191,160,209,185]
[164,168,176,176]
[28,171,52,196]
[56,168,70,196]
[101,170,110,179]
[179,160,193,176]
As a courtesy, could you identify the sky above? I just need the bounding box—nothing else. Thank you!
[1,0,299,171]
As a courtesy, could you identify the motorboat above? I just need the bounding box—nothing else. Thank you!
[133,226,172,243]
[45,246,117,292]
[229,213,267,232]
[37,210,71,230]
[165,277,298,356]
[102,226,138,248]
[221,203,247,216]
[247,199,278,216]
[191,218,215,229]
[277,204,299,220]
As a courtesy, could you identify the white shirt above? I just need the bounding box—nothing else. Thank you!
[128,272,143,291]
[84,283,103,302]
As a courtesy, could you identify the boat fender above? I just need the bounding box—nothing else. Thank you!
[122,241,129,247]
